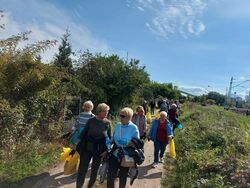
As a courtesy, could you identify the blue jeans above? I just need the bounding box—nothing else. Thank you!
[153,139,167,163]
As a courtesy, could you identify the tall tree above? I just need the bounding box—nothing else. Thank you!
[54,30,73,73]
[75,51,150,114]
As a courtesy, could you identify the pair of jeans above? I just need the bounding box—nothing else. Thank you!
[153,139,167,163]
[107,155,130,188]
[76,150,101,188]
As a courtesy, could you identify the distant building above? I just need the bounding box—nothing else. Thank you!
[236,97,243,108]
[245,92,250,102]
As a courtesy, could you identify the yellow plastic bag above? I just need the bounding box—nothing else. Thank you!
[60,147,71,162]
[64,152,80,175]
[146,112,152,124]
[169,138,176,159]
[155,110,160,119]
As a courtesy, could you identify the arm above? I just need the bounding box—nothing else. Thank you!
[143,115,147,134]
[148,120,154,140]
[166,122,174,139]
[133,126,140,139]
[107,122,112,139]
[72,119,90,149]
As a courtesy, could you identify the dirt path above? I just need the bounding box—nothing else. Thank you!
[22,141,168,188]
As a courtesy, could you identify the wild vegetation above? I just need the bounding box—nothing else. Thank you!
[0,12,180,185]
[163,103,250,187]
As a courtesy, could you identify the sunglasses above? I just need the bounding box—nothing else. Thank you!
[120,114,126,118]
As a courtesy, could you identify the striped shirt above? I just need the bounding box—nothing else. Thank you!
[72,112,95,130]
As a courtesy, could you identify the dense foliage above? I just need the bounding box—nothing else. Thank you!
[163,103,250,187]
[75,51,150,114]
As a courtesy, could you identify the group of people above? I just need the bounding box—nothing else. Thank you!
[63,98,181,188]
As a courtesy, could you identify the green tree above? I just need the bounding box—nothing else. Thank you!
[75,51,149,113]
[54,30,73,73]
[141,82,181,100]
[207,91,225,105]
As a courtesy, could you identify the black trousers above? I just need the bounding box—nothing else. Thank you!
[76,150,101,188]
[107,155,130,188]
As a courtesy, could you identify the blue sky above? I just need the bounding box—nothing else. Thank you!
[1,0,250,97]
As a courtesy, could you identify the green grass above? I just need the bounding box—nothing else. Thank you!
[0,141,61,187]
[162,102,250,188]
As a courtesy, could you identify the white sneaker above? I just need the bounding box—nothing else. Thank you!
[152,162,158,168]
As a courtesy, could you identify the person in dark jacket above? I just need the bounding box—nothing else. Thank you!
[168,103,180,133]
[149,98,156,115]
[73,103,111,188]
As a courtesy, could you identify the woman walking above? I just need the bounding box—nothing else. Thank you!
[131,106,147,139]
[73,103,111,188]
[148,111,173,168]
[107,107,139,188]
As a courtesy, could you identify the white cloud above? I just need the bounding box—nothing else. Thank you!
[132,0,208,39]
[137,6,145,11]
[0,0,110,63]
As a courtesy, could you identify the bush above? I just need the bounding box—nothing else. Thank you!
[0,99,33,158]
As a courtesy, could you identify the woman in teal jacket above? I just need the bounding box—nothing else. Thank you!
[148,111,173,168]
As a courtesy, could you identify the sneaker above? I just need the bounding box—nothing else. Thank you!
[152,162,158,168]
[159,158,163,163]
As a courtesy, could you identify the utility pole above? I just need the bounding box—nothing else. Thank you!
[225,77,233,107]
[228,76,233,98]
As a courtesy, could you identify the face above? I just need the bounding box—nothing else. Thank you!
[138,109,144,116]
[120,113,130,125]
[159,114,167,122]
[98,108,109,119]
[83,104,92,112]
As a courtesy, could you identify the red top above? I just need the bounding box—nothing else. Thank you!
[156,120,167,141]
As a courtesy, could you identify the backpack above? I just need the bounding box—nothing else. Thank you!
[160,102,168,112]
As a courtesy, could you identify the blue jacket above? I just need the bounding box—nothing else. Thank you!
[113,121,140,147]
[149,119,173,143]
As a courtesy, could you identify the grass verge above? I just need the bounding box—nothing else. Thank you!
[162,102,250,187]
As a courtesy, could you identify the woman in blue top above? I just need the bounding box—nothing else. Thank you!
[107,107,139,188]
[148,111,173,168]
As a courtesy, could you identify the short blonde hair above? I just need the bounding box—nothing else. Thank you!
[83,100,94,110]
[96,103,110,114]
[120,107,133,120]
[160,111,168,118]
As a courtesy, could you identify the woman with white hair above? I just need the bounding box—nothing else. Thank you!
[148,111,173,168]
[107,107,139,188]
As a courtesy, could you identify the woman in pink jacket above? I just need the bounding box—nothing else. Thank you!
[132,106,147,139]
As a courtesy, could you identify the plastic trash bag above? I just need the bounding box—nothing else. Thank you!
[169,138,176,159]
[155,110,160,119]
[146,112,152,124]
[99,161,109,183]
[60,147,71,162]
[64,152,80,175]
[129,167,139,185]
[177,123,183,129]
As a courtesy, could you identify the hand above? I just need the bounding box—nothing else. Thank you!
[69,149,76,156]
[100,151,108,160]
[62,139,68,145]
[127,141,135,147]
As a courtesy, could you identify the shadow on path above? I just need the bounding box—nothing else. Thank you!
[1,166,92,188]
[137,164,162,180]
